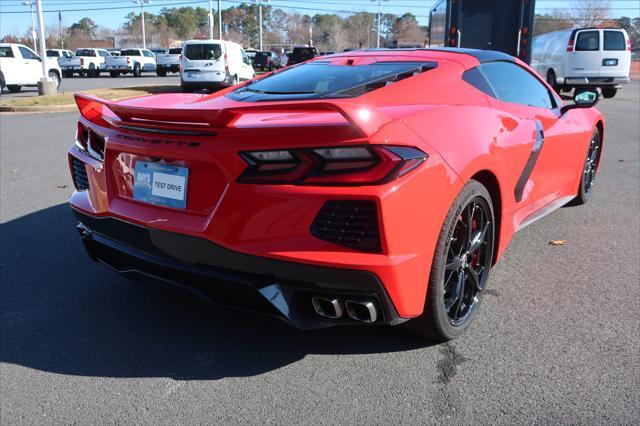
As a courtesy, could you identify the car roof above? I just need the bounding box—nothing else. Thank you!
[325,48,515,68]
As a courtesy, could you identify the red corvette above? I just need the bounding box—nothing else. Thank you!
[68,48,603,340]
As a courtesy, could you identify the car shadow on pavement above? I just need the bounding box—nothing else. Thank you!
[0,204,430,380]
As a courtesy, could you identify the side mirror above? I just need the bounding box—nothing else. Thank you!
[561,88,599,114]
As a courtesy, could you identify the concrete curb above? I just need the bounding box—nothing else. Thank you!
[0,104,76,113]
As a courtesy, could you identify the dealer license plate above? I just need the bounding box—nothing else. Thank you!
[133,161,188,209]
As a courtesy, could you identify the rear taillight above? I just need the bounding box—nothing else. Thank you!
[127,57,131,64]
[224,52,229,73]
[266,57,270,65]
[80,57,85,66]
[75,122,105,161]
[75,122,89,151]
[238,146,427,185]
[567,37,575,52]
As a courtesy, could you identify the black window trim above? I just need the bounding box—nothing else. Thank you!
[575,29,601,52]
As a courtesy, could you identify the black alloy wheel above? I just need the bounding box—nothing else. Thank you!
[572,127,602,205]
[443,197,494,326]
[583,128,601,195]
[408,179,495,340]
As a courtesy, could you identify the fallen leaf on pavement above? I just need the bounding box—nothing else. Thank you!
[549,240,566,246]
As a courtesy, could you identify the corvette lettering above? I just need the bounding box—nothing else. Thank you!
[116,134,201,147]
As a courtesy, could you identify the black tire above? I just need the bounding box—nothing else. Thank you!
[156,67,166,77]
[132,63,141,77]
[7,85,21,93]
[546,69,559,93]
[0,71,5,92]
[407,179,495,341]
[88,64,96,77]
[48,71,60,88]
[110,71,120,78]
[571,127,602,205]
[602,87,617,99]
[62,70,73,78]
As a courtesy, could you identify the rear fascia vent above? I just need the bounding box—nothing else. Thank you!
[310,200,381,253]
[71,157,90,191]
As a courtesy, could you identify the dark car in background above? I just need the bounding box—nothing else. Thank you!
[288,46,318,65]
[252,51,280,71]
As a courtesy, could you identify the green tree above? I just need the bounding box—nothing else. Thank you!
[69,17,97,38]
[159,7,208,39]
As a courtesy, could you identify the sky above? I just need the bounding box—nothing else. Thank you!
[0,0,639,38]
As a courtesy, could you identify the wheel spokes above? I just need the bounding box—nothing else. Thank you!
[445,270,464,313]
[466,265,482,292]
[468,221,490,256]
[450,270,466,316]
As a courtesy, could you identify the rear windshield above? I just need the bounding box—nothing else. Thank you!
[120,49,141,56]
[168,48,182,54]
[228,61,435,101]
[0,47,14,58]
[604,30,626,51]
[184,43,222,60]
[254,52,268,60]
[576,31,600,51]
[76,49,96,57]
[46,50,59,57]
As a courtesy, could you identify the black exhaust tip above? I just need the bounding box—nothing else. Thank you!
[311,296,344,319]
[345,300,378,323]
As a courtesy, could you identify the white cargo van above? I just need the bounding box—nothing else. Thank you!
[180,39,255,92]
[532,28,631,98]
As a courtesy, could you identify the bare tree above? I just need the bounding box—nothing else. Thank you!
[534,10,574,35]
[572,0,611,27]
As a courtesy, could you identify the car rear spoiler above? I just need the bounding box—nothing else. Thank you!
[74,92,392,137]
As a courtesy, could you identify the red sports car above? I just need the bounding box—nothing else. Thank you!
[68,48,603,340]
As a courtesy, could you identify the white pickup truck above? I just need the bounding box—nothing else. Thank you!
[0,43,62,93]
[104,48,156,77]
[156,47,182,76]
[59,48,112,78]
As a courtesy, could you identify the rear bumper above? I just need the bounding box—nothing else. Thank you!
[564,76,630,86]
[72,208,403,329]
[105,66,133,71]
[157,64,180,72]
[181,70,232,87]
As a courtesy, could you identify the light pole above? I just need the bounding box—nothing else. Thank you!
[133,0,151,49]
[208,0,214,39]
[253,0,269,51]
[218,0,222,39]
[22,1,37,53]
[371,0,388,48]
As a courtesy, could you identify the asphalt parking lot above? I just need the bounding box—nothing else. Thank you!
[1,82,638,424]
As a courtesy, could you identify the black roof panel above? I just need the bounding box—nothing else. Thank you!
[359,47,515,63]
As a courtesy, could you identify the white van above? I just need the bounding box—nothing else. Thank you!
[180,39,255,92]
[532,28,631,98]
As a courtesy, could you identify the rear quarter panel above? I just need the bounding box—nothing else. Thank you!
[401,104,539,261]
